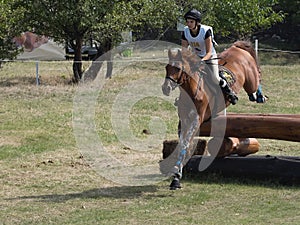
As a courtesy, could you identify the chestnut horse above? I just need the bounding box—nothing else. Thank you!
[161,41,266,190]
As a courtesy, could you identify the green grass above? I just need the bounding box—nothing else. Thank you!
[0,57,299,225]
[0,85,75,159]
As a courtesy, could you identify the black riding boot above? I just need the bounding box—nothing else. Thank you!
[219,79,238,105]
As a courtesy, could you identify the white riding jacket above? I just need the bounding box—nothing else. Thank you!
[183,25,217,58]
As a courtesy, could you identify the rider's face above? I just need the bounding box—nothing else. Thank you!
[186,19,197,30]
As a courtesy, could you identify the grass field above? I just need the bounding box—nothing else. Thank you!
[0,50,299,225]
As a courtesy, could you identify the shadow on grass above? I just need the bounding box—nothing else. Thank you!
[5,185,161,203]
[5,174,299,204]
[0,76,36,87]
[0,75,70,87]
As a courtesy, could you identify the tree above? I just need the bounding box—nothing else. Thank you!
[219,0,284,39]
[12,0,112,82]
[12,0,181,83]
[0,0,26,65]
[271,0,300,47]
[83,0,182,80]
[3,0,286,77]
[178,0,284,39]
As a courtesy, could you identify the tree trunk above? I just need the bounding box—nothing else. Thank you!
[72,38,83,83]
[105,49,113,79]
[82,38,113,81]
[103,38,113,79]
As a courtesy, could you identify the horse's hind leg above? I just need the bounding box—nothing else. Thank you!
[248,84,267,103]
[255,84,268,103]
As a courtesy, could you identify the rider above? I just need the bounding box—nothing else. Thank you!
[181,9,238,105]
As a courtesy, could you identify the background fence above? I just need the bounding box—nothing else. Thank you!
[0,40,299,87]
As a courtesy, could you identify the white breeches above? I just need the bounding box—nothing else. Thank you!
[207,55,221,85]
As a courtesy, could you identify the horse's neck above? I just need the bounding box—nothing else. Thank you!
[180,60,225,122]
[181,72,199,99]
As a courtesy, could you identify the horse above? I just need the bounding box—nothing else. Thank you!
[13,31,48,52]
[161,41,266,190]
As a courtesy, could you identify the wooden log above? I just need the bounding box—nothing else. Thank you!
[226,113,300,118]
[207,137,260,157]
[184,155,300,184]
[162,137,260,159]
[199,114,300,142]
[235,138,260,155]
[162,139,207,159]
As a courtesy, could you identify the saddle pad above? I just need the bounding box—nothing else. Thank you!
[219,65,236,87]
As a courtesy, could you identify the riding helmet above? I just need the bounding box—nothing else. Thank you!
[184,9,201,23]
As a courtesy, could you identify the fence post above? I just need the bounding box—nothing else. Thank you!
[36,61,40,86]
[255,39,258,60]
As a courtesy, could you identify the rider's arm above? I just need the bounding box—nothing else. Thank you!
[202,36,212,60]
[181,32,189,51]
[202,29,213,61]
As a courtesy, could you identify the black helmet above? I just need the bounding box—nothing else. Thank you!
[184,9,201,22]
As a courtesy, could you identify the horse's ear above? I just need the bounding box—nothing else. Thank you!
[168,48,182,60]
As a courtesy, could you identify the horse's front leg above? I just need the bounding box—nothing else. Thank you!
[170,109,200,190]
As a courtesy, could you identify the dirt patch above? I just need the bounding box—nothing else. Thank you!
[0,136,21,147]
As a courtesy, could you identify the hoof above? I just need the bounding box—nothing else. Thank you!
[169,178,181,190]
[256,95,268,103]
[248,93,256,102]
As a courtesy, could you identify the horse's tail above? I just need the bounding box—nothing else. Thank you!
[233,41,261,75]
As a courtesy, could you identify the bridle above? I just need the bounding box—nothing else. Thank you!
[165,62,185,88]
[166,60,204,99]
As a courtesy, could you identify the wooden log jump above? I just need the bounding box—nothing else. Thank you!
[162,113,299,159]
[165,113,300,182]
[199,113,300,142]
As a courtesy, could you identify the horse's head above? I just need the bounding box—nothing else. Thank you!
[162,48,186,96]
[162,48,214,123]
[162,48,204,97]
